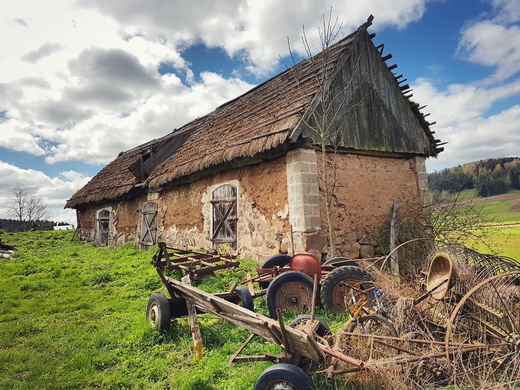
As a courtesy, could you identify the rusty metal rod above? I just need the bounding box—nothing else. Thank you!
[310,273,319,321]
[319,345,364,368]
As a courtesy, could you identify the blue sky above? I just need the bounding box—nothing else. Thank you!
[0,0,519,224]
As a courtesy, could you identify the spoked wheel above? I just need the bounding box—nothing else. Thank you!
[146,293,171,332]
[445,271,520,388]
[266,271,315,319]
[320,266,375,314]
[289,314,331,339]
[254,363,315,390]
[336,314,399,362]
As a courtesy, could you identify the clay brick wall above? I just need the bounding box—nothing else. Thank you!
[76,150,427,262]
[317,152,423,258]
[157,157,291,260]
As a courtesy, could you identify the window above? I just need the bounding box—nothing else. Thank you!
[211,184,237,250]
[97,210,110,245]
[140,202,158,249]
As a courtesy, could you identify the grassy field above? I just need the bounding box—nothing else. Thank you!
[0,231,360,390]
[443,190,520,260]
[0,231,272,390]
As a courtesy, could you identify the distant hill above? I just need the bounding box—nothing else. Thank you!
[428,157,520,197]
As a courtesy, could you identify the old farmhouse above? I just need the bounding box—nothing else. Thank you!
[65,17,443,262]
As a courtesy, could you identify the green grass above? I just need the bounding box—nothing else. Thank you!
[0,230,272,390]
[0,231,367,390]
[466,225,520,262]
[438,189,520,261]
[476,199,520,223]
[1,224,518,389]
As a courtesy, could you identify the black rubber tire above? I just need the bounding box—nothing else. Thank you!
[320,265,374,314]
[289,314,330,338]
[235,286,255,311]
[266,271,315,319]
[146,293,171,332]
[254,363,315,390]
[259,254,293,289]
[323,256,359,267]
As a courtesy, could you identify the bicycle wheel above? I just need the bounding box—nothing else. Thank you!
[337,314,398,362]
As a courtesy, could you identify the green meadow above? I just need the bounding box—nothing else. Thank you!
[0,231,271,390]
[463,190,520,260]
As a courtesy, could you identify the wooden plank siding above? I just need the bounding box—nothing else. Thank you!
[296,31,431,155]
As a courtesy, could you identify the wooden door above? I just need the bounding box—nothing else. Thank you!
[211,185,237,250]
[97,210,110,245]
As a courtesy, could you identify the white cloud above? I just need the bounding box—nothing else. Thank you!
[457,0,520,82]
[0,0,433,168]
[413,77,520,171]
[1,0,519,221]
[458,21,520,82]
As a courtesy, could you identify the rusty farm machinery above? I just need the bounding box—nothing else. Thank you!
[146,242,520,389]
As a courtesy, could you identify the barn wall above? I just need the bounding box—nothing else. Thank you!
[77,201,141,246]
[77,157,291,261]
[157,156,291,261]
[317,151,423,258]
[75,150,427,262]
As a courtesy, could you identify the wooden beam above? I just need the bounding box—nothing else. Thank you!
[182,275,203,360]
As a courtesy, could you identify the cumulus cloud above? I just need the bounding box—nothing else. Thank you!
[21,42,63,63]
[457,0,520,82]
[414,77,520,171]
[79,0,429,74]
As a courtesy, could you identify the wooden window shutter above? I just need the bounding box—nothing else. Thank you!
[140,202,158,249]
[211,185,237,250]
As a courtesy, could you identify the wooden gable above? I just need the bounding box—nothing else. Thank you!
[293,28,436,156]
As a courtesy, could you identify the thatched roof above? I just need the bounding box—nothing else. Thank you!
[66,17,441,209]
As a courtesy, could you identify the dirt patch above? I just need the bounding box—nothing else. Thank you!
[510,203,520,213]
[470,192,520,203]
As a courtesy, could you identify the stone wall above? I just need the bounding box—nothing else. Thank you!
[152,157,292,261]
[77,157,292,261]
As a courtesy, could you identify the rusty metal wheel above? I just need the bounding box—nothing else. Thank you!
[266,271,315,319]
[445,271,520,388]
[320,265,375,314]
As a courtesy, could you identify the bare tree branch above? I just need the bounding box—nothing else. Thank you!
[6,182,49,228]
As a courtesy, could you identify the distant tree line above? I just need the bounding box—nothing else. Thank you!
[428,157,520,197]
[0,219,55,232]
